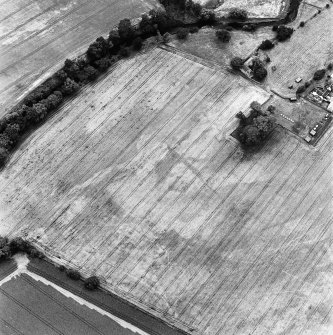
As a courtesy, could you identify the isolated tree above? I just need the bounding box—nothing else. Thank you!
[160,0,186,10]
[29,103,48,122]
[313,69,326,80]
[8,237,29,253]
[185,0,202,16]
[118,18,135,42]
[0,236,8,249]
[22,85,51,107]
[299,21,305,27]
[87,37,109,61]
[95,57,113,72]
[250,101,263,115]
[200,9,216,24]
[0,147,9,166]
[228,8,248,21]
[242,24,256,31]
[108,30,121,48]
[189,26,199,34]
[46,75,63,91]
[253,115,275,138]
[4,124,20,143]
[149,9,168,32]
[240,125,260,145]
[55,69,68,83]
[83,65,99,81]
[0,134,12,150]
[292,120,304,134]
[47,91,63,109]
[133,37,143,50]
[230,57,244,70]
[176,28,189,39]
[296,85,306,94]
[139,14,156,36]
[216,29,231,42]
[236,111,247,125]
[259,39,274,50]
[253,66,267,81]
[84,276,100,290]
[3,111,26,131]
[251,58,267,81]
[61,78,79,95]
[66,269,81,280]
[276,25,294,41]
[63,59,80,80]
[119,46,130,57]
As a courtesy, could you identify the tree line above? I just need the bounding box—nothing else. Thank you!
[0,235,100,290]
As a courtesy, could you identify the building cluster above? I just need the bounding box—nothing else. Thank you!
[304,113,331,143]
[307,74,333,112]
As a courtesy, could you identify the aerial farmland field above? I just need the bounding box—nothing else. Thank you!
[0,47,332,335]
[0,0,160,115]
[0,273,143,335]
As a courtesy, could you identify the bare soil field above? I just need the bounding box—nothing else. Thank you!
[169,26,275,68]
[0,0,160,115]
[0,48,332,335]
[0,273,141,335]
[213,0,287,19]
[266,5,332,96]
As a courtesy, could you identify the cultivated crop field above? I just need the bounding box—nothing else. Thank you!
[0,0,159,115]
[0,48,332,335]
[0,273,141,335]
[266,5,332,96]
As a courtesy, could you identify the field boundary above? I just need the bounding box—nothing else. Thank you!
[27,257,192,335]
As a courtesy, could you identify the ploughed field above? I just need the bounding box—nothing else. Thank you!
[0,0,159,115]
[0,48,332,334]
[0,273,141,335]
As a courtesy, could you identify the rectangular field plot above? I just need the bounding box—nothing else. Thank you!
[0,48,332,335]
[0,0,159,114]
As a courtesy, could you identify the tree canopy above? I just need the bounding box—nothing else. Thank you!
[216,29,231,43]
[228,8,248,21]
[230,57,244,70]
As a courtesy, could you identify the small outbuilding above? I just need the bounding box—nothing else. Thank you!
[310,129,316,136]
[328,102,333,112]
[295,77,302,83]
[304,136,312,143]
